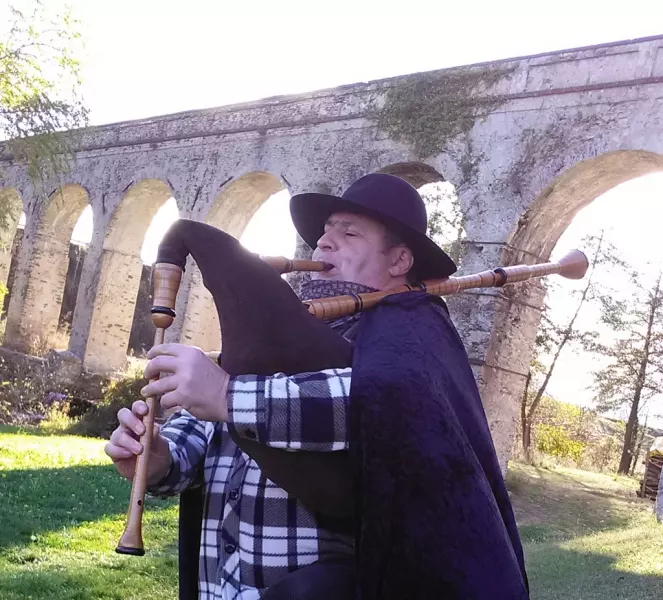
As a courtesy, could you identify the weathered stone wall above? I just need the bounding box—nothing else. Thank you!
[1,34,662,467]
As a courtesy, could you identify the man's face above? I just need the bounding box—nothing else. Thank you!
[311,212,409,290]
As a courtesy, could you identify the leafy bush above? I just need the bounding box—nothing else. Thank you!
[40,400,77,434]
[69,367,146,439]
[536,423,586,463]
[0,358,56,426]
[582,435,622,472]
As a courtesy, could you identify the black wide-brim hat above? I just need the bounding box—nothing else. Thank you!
[290,173,457,281]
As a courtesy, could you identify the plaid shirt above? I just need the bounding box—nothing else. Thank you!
[149,367,354,600]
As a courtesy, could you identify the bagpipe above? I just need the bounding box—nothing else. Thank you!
[114,218,588,597]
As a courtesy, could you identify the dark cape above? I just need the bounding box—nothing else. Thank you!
[348,291,528,599]
[177,290,528,599]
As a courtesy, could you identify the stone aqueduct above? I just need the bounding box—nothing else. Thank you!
[1,35,662,467]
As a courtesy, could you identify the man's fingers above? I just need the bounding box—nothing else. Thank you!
[142,375,179,399]
[109,430,143,455]
[144,355,179,381]
[105,441,134,461]
[146,343,185,360]
[132,400,149,416]
[160,389,184,412]
[117,407,145,437]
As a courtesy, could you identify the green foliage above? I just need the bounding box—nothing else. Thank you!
[70,368,145,439]
[0,357,54,425]
[39,400,76,434]
[419,181,465,263]
[522,395,630,473]
[583,435,622,472]
[536,423,586,462]
[0,352,97,427]
[589,273,663,414]
[522,233,629,458]
[0,0,88,183]
[587,272,663,473]
[375,64,513,159]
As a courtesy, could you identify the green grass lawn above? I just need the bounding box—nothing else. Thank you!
[508,462,663,599]
[1,425,662,599]
[0,425,178,600]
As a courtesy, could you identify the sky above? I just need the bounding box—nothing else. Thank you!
[7,0,663,425]
[69,0,663,126]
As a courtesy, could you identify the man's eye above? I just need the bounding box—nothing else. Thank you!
[345,232,357,237]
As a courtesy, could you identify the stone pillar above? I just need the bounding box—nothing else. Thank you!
[0,232,17,291]
[68,230,105,360]
[0,192,23,289]
[4,185,88,354]
[4,232,70,353]
[83,249,144,373]
[656,466,663,523]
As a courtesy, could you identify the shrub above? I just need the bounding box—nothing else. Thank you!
[26,326,71,357]
[0,359,55,426]
[40,400,77,434]
[70,367,146,439]
[536,423,586,463]
[582,435,622,472]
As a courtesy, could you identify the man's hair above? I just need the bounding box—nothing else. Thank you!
[383,228,418,284]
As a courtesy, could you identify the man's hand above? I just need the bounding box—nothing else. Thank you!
[104,400,172,484]
[141,343,230,422]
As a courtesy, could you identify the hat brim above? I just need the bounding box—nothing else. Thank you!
[290,193,457,280]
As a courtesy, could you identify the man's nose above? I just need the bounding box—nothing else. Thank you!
[316,230,336,251]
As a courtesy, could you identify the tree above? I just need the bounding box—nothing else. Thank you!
[419,181,465,264]
[0,0,87,201]
[629,409,652,476]
[520,233,626,460]
[590,271,663,474]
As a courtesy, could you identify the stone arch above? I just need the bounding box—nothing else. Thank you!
[180,172,285,352]
[4,184,89,353]
[84,179,176,372]
[376,161,446,188]
[205,172,285,236]
[483,149,663,469]
[508,150,663,261]
[0,188,24,290]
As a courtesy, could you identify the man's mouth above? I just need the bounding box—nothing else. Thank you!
[312,261,337,277]
[314,257,335,270]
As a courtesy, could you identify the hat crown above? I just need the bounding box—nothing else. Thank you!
[341,174,428,234]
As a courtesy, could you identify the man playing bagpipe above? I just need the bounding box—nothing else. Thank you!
[105,173,529,599]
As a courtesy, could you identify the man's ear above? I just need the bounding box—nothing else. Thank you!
[389,246,415,278]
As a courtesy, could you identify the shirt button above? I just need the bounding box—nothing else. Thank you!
[225,543,236,554]
[228,489,239,501]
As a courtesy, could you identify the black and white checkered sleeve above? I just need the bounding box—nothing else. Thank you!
[226,367,352,451]
[147,409,211,496]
